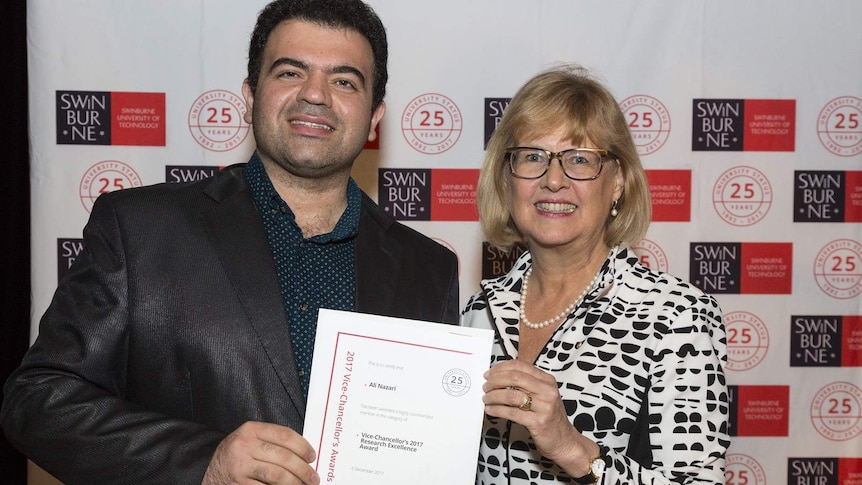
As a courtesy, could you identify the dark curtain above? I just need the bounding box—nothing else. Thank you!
[1,0,31,483]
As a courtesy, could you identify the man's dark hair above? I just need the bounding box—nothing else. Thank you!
[247,0,388,110]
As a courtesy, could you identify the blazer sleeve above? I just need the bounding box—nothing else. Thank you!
[1,192,224,485]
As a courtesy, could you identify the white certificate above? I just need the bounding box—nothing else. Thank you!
[303,309,494,485]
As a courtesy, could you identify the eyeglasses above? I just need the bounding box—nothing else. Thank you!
[505,147,613,181]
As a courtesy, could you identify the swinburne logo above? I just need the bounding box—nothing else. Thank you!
[794,170,862,222]
[379,169,430,220]
[57,238,84,283]
[56,90,166,146]
[789,458,862,484]
[791,315,862,367]
[690,242,792,294]
[692,98,795,151]
[728,385,790,437]
[378,168,478,221]
[481,243,527,280]
[165,165,222,183]
[484,98,511,149]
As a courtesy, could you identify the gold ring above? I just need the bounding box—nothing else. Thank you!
[518,393,532,411]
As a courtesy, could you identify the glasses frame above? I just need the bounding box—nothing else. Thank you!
[505,146,614,181]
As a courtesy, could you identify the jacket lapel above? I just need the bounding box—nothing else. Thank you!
[201,167,306,421]
[355,194,400,316]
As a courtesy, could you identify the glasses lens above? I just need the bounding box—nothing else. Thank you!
[509,149,548,178]
[560,150,602,179]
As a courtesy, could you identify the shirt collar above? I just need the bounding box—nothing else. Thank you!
[245,152,361,242]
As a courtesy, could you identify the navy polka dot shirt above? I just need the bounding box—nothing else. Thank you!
[245,154,360,397]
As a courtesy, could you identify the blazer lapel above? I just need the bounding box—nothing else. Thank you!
[355,196,401,316]
[201,168,306,421]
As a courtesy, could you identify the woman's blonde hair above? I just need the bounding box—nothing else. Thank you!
[477,64,651,250]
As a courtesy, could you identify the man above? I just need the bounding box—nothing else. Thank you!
[1,0,459,483]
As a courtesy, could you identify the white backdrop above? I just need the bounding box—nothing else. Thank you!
[27,1,862,483]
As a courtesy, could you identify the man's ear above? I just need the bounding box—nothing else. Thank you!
[241,79,254,125]
[368,101,386,142]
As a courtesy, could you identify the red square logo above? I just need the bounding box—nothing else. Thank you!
[735,385,790,436]
[743,99,796,151]
[840,458,862,482]
[111,92,166,146]
[845,171,862,223]
[740,242,792,294]
[842,315,862,367]
[431,169,479,221]
[646,169,691,222]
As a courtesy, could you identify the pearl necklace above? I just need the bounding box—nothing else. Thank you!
[519,265,602,330]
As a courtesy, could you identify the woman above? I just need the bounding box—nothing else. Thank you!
[462,64,729,484]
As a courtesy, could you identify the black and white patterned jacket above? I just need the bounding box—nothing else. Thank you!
[462,245,730,484]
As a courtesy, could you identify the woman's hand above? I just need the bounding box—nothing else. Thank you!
[482,359,598,475]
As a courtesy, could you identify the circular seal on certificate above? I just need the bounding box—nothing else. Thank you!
[441,368,471,397]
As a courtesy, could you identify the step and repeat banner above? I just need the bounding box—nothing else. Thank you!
[27,1,861,483]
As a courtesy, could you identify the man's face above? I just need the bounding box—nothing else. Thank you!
[242,19,385,181]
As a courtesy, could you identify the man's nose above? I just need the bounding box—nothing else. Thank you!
[297,72,331,106]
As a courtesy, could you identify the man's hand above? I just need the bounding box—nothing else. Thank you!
[202,421,320,485]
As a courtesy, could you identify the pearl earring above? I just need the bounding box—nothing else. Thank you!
[610,200,619,217]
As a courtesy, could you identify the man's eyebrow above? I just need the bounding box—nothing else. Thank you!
[268,57,367,87]
[269,57,307,74]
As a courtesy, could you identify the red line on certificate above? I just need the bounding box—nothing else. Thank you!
[337,331,476,354]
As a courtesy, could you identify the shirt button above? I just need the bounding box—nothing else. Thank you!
[298,370,305,377]
[299,303,308,311]
[280,206,287,214]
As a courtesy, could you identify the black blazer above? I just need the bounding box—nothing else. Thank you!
[1,164,460,484]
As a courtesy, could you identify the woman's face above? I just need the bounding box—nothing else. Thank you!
[508,127,623,252]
